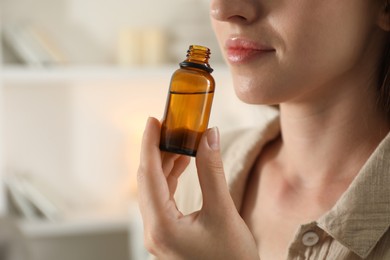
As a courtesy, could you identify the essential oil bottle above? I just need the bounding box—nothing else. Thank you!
[159,45,215,157]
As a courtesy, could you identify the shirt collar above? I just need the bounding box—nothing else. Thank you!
[317,131,390,258]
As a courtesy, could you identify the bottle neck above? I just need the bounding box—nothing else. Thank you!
[186,45,210,63]
[180,45,213,73]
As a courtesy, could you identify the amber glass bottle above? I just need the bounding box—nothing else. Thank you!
[160,45,215,156]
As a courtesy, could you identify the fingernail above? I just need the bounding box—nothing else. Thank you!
[207,127,220,151]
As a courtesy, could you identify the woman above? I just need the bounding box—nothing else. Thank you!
[137,0,390,259]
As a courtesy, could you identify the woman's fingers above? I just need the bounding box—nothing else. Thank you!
[195,127,235,214]
[137,117,191,219]
[138,123,260,259]
[137,117,171,217]
[162,152,181,177]
[167,155,191,196]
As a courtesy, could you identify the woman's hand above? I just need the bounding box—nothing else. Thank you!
[137,117,259,260]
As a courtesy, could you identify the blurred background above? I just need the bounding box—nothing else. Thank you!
[0,0,272,259]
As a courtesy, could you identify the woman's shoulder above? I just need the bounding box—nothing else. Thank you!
[220,117,280,158]
[217,105,279,149]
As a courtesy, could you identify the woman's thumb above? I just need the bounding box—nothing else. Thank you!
[195,127,234,212]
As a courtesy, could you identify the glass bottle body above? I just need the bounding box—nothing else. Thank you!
[160,57,215,156]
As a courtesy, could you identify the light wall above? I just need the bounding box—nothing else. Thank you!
[0,0,222,65]
[0,81,5,215]
[2,67,266,218]
[0,21,6,215]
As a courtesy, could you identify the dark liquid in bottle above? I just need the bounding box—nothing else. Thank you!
[160,90,214,156]
[160,127,202,156]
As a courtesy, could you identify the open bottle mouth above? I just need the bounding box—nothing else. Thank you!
[187,45,211,59]
[181,45,213,73]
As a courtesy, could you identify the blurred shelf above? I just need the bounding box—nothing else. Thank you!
[16,202,140,238]
[15,211,133,260]
[0,65,178,83]
[1,64,229,84]
[18,215,130,238]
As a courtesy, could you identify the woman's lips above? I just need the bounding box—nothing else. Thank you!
[225,38,275,64]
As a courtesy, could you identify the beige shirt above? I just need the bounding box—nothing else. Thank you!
[175,108,390,260]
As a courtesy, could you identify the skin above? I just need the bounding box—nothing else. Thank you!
[138,122,259,259]
[138,0,390,259]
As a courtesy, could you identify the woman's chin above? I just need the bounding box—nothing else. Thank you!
[235,92,278,105]
[233,84,284,105]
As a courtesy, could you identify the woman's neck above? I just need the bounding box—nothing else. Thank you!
[278,79,390,190]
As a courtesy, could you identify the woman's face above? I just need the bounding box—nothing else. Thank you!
[210,0,387,105]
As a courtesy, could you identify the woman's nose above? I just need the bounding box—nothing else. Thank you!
[210,0,258,24]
